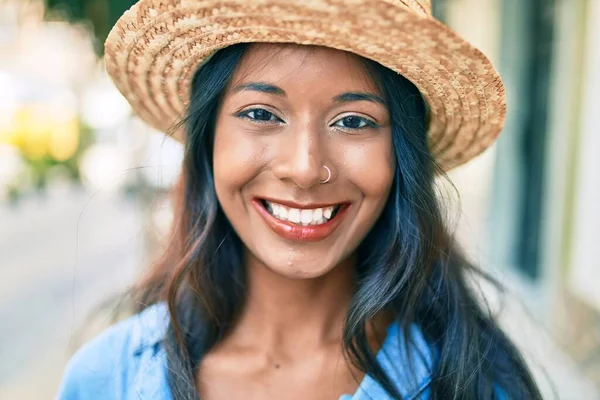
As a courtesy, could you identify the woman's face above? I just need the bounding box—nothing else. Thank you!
[213,44,395,279]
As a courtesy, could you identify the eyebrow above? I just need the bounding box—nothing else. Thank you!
[231,82,386,105]
[231,82,286,96]
[332,92,386,106]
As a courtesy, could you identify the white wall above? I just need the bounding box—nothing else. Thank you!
[568,0,600,312]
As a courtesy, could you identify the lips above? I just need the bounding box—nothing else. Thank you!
[253,198,349,242]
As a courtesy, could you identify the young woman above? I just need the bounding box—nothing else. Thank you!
[58,0,542,399]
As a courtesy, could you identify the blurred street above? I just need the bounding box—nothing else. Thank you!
[1,0,600,398]
[0,185,143,398]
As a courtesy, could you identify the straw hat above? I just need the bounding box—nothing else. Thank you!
[104,0,506,171]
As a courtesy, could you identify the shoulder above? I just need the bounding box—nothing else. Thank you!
[56,303,169,400]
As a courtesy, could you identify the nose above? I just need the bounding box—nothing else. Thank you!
[271,124,326,189]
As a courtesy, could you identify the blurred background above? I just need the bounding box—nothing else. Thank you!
[0,0,598,398]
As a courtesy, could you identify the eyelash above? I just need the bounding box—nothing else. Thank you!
[236,108,379,131]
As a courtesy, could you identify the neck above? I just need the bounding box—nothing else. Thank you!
[232,252,357,351]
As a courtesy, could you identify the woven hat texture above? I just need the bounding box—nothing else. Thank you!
[105,0,506,171]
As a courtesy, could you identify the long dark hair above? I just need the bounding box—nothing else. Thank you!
[134,43,542,399]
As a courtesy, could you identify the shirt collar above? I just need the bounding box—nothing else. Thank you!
[348,322,434,399]
[131,303,170,354]
[132,303,171,399]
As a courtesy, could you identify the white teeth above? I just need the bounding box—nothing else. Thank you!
[313,208,323,222]
[288,208,301,224]
[300,209,313,225]
[263,201,339,225]
[279,206,288,219]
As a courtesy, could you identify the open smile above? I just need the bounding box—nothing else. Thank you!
[253,198,350,242]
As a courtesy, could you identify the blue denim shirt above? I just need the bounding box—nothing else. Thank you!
[56,303,436,399]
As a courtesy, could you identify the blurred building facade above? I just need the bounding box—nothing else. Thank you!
[438,0,600,397]
[493,0,600,388]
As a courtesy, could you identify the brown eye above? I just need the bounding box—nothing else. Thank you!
[341,116,363,129]
[238,108,282,123]
[332,115,378,131]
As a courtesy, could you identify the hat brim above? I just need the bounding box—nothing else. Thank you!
[105,0,506,171]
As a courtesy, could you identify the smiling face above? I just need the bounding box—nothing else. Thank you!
[212,44,395,279]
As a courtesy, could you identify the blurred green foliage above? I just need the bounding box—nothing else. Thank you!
[44,0,137,55]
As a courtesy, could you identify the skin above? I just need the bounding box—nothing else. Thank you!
[198,44,396,400]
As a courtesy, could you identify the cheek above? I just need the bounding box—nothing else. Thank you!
[341,138,395,199]
[212,122,266,194]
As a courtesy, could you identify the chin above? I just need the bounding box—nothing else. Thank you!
[271,264,335,280]
[250,248,340,280]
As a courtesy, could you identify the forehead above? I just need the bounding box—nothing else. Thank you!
[229,43,380,93]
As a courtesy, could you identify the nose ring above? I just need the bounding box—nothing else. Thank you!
[321,165,331,184]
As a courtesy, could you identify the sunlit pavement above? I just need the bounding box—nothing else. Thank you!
[0,185,143,399]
